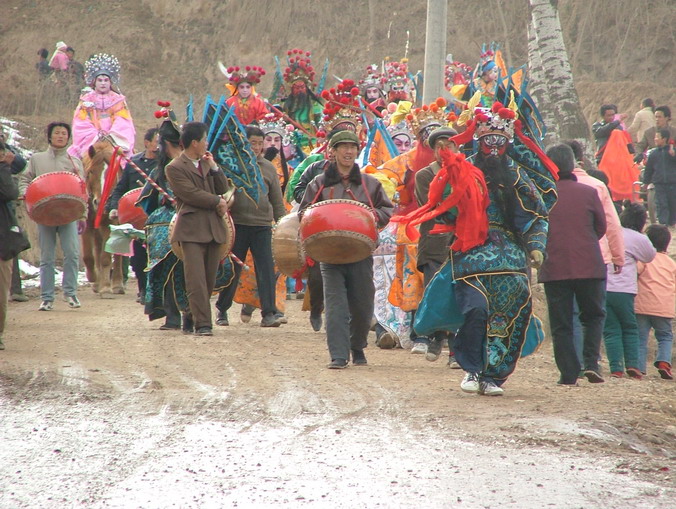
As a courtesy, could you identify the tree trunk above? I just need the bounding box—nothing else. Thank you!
[528,0,590,147]
[527,19,559,144]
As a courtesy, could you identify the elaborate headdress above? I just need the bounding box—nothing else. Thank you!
[383,57,410,93]
[224,65,266,86]
[359,64,385,92]
[478,42,498,76]
[318,79,363,139]
[444,58,472,90]
[84,53,121,86]
[283,48,316,87]
[386,121,413,142]
[397,98,454,139]
[153,100,181,145]
[259,112,292,144]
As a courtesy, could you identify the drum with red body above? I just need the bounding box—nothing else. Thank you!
[117,188,147,229]
[168,212,235,261]
[273,213,306,277]
[299,199,377,264]
[24,171,87,226]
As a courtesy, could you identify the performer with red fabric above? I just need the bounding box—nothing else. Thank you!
[223,65,269,126]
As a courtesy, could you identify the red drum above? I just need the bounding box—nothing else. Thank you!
[24,171,87,226]
[117,188,147,229]
[299,199,377,264]
[273,213,306,277]
[168,213,235,261]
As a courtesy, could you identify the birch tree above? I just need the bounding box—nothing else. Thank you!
[528,0,589,147]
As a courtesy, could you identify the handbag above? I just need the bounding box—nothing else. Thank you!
[0,202,31,261]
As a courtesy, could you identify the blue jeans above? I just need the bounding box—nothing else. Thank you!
[38,221,80,301]
[636,314,673,373]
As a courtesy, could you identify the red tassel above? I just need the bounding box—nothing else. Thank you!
[94,148,123,228]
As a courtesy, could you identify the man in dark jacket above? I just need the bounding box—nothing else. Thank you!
[299,130,393,368]
[592,104,628,164]
[0,141,20,350]
[106,127,159,303]
[539,143,608,385]
[643,128,676,227]
[215,126,287,328]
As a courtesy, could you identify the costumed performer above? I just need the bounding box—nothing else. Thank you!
[223,64,269,126]
[68,53,135,159]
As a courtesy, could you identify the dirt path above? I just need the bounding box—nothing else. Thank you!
[1,283,674,508]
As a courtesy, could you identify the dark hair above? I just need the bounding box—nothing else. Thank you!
[600,104,617,117]
[245,126,265,139]
[645,224,671,252]
[180,122,207,149]
[66,46,75,54]
[144,127,159,142]
[588,169,609,186]
[46,122,71,142]
[564,139,584,162]
[619,202,647,232]
[656,105,671,119]
[657,128,671,141]
[642,98,655,110]
[546,143,576,174]
[38,48,49,59]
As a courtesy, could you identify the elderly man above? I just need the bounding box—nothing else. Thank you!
[299,131,393,368]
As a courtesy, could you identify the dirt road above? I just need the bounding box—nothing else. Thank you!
[1,284,674,508]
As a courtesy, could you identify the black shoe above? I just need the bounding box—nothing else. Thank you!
[182,313,194,334]
[159,324,180,331]
[310,314,322,332]
[261,314,282,327]
[194,326,213,336]
[583,370,605,383]
[425,336,444,361]
[216,310,229,326]
[351,349,367,366]
[327,358,348,369]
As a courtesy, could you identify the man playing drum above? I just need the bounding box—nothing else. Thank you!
[299,131,393,369]
[20,122,85,311]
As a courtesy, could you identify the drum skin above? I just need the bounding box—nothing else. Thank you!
[24,171,87,226]
[273,213,306,277]
[117,188,147,230]
[299,199,377,264]
[168,213,235,261]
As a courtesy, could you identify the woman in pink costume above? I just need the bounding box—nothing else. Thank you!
[68,53,135,159]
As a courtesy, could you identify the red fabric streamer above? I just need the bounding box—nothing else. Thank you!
[391,150,489,252]
[94,147,123,228]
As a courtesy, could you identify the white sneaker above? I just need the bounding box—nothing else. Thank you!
[411,342,428,354]
[38,301,53,311]
[460,372,480,393]
[479,380,504,396]
[65,295,81,309]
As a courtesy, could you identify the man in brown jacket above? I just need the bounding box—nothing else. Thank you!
[165,122,231,336]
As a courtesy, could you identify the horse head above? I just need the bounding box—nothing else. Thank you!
[82,140,115,212]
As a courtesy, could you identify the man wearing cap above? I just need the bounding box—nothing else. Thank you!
[415,127,459,366]
[299,131,393,368]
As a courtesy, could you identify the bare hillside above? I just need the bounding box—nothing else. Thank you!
[1,0,674,147]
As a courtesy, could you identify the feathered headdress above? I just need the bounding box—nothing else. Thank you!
[283,48,316,87]
[318,79,363,139]
[153,100,181,145]
[84,53,121,86]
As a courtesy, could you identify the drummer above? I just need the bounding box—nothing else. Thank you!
[19,122,85,311]
[105,127,159,304]
[299,130,393,369]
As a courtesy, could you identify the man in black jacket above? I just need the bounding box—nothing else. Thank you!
[643,128,676,227]
[0,140,20,350]
[106,128,158,303]
[592,104,628,164]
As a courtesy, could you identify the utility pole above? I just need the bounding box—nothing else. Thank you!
[422,0,447,104]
